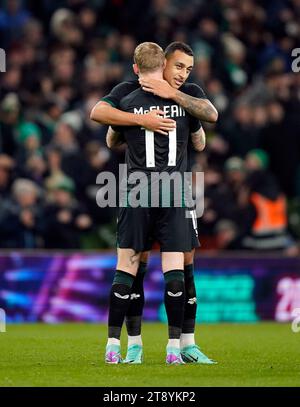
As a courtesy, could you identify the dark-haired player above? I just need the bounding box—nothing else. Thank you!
[91,42,217,365]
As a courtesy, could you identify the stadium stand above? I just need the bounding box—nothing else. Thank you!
[0,0,299,253]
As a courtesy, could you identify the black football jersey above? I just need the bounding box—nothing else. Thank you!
[119,88,200,176]
[102,80,206,172]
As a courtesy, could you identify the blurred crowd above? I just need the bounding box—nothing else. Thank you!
[0,0,299,252]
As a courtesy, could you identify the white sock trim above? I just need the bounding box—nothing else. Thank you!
[167,339,180,349]
[128,335,142,347]
[180,333,195,348]
[107,338,120,346]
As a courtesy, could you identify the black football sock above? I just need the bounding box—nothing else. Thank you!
[164,270,185,339]
[182,263,197,334]
[125,262,147,336]
[108,270,135,339]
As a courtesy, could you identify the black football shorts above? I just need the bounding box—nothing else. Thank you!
[117,206,199,252]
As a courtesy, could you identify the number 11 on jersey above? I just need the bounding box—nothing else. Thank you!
[144,129,177,168]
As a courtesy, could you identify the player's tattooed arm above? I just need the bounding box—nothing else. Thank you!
[139,78,218,123]
[191,127,206,152]
[90,101,176,135]
[172,91,218,123]
[106,126,123,149]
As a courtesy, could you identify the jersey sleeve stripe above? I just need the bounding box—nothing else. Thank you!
[101,98,116,107]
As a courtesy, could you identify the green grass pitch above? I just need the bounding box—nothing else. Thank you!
[0,322,299,387]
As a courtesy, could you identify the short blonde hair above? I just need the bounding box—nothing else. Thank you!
[133,42,165,73]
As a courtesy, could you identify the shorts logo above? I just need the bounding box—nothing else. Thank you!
[167,291,183,297]
[130,293,141,300]
[188,297,197,305]
[114,292,130,300]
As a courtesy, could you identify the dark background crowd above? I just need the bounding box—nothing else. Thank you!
[0,0,299,252]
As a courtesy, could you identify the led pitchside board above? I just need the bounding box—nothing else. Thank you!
[0,253,299,323]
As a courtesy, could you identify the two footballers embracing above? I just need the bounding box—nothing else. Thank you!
[91,41,218,365]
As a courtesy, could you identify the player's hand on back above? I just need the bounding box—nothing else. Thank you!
[139,78,176,99]
[138,109,176,136]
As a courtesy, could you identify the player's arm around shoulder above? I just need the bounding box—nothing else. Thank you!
[90,100,141,126]
[90,101,176,135]
[90,80,141,126]
[139,78,218,123]
[90,100,112,124]
[172,84,218,123]
[90,81,139,125]
[191,127,206,152]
